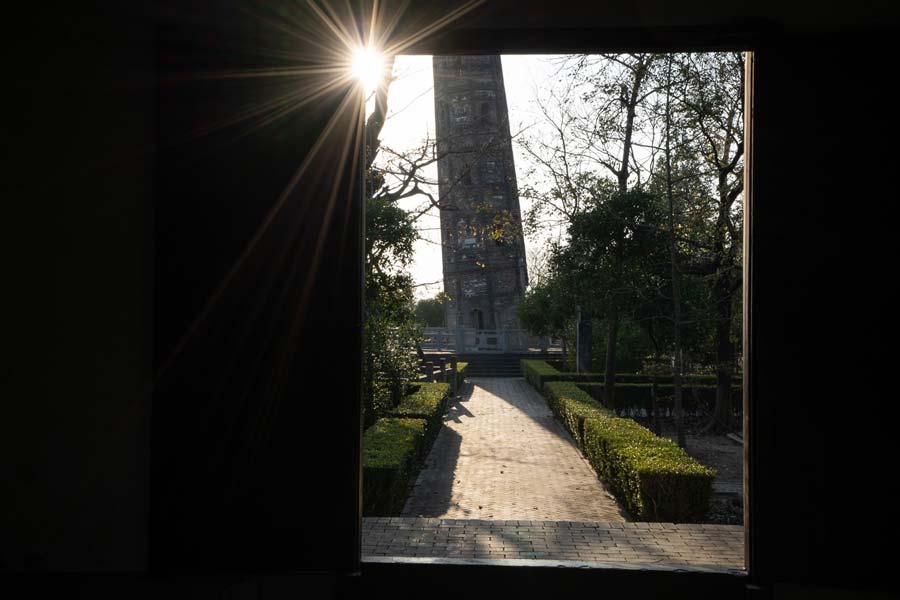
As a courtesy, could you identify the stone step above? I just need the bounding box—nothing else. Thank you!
[423,353,561,378]
[712,480,742,496]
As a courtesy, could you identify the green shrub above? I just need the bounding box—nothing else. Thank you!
[389,382,450,447]
[550,372,605,386]
[543,382,612,446]
[521,359,603,390]
[578,382,653,409]
[362,417,428,516]
[521,360,740,394]
[577,382,741,416]
[521,359,560,390]
[456,362,468,388]
[542,381,715,523]
[583,417,715,522]
[618,374,741,386]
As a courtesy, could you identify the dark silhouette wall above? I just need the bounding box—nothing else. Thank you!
[2,2,899,599]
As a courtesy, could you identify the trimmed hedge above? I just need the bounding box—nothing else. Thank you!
[365,382,455,516]
[389,382,451,448]
[522,359,602,391]
[610,374,741,386]
[583,418,715,522]
[521,359,560,390]
[543,381,715,523]
[521,360,740,391]
[577,382,742,417]
[456,362,468,388]
[544,382,612,447]
[362,417,428,516]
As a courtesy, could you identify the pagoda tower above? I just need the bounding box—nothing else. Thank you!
[433,55,528,338]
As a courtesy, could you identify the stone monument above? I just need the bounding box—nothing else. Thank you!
[433,55,528,344]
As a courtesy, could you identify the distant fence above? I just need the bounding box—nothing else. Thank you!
[421,327,562,353]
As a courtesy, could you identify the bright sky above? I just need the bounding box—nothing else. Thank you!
[375,55,568,300]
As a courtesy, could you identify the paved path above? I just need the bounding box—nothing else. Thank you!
[362,518,744,571]
[401,377,627,522]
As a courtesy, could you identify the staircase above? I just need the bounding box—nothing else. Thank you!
[453,352,561,378]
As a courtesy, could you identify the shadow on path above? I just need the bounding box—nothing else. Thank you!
[401,377,626,522]
[402,427,463,517]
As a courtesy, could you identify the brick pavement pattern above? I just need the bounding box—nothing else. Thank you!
[362,518,744,571]
[401,377,627,522]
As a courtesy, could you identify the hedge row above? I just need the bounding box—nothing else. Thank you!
[521,359,603,390]
[362,417,428,516]
[544,380,609,448]
[523,360,740,392]
[389,382,451,448]
[521,359,559,390]
[543,381,715,522]
[364,382,452,516]
[577,382,742,416]
[456,362,468,388]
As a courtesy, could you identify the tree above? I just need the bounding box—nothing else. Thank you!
[362,56,423,428]
[516,265,572,341]
[414,294,446,327]
[662,53,687,447]
[661,52,745,433]
[550,185,668,409]
[521,54,664,403]
[522,52,745,434]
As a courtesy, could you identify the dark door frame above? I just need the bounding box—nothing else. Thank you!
[355,22,769,598]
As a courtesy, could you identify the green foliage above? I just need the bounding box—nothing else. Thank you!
[474,202,523,244]
[583,417,715,522]
[364,173,423,429]
[521,359,603,392]
[389,382,451,448]
[578,382,742,416]
[365,193,416,274]
[390,382,449,418]
[543,381,715,522]
[521,359,561,391]
[414,294,446,327]
[364,306,421,428]
[517,274,573,339]
[543,382,612,447]
[456,362,468,388]
[553,187,669,322]
[362,417,428,516]
[589,318,658,373]
[518,52,745,409]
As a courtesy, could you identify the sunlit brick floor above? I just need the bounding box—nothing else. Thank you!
[402,377,626,521]
[362,377,744,571]
[362,517,744,570]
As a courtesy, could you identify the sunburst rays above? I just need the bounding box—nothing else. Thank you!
[156,0,486,381]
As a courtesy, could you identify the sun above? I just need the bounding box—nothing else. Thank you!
[351,45,385,97]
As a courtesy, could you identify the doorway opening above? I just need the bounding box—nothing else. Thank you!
[360,50,750,573]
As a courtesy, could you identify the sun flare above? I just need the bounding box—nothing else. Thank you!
[351,45,385,97]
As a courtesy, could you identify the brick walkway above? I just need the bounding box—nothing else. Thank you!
[401,377,627,522]
[362,518,744,571]
[365,377,746,571]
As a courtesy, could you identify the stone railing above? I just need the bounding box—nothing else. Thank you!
[421,327,560,353]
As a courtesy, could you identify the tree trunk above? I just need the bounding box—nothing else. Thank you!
[663,55,686,449]
[364,56,395,171]
[604,308,620,411]
[576,310,592,373]
[703,174,739,434]
[364,328,376,429]
[707,276,736,432]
